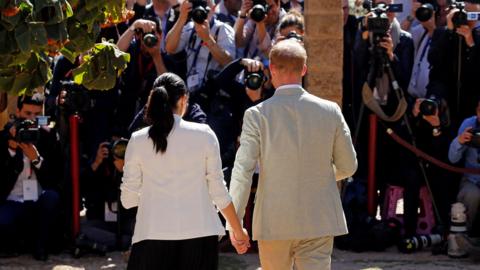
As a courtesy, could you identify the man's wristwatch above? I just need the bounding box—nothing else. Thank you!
[32,156,43,166]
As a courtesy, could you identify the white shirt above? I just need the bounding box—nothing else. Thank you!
[121,115,232,243]
[408,25,431,98]
[173,19,236,91]
[7,149,43,202]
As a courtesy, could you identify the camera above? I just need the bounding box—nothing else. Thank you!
[189,0,210,24]
[448,202,468,258]
[398,234,443,253]
[365,2,403,37]
[250,0,269,22]
[61,81,91,114]
[419,98,438,116]
[135,16,161,48]
[416,0,436,22]
[468,127,480,148]
[13,118,40,144]
[451,1,468,28]
[103,138,129,160]
[244,69,266,90]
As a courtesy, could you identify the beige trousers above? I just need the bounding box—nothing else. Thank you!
[258,236,334,270]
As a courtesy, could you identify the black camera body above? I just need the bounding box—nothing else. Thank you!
[190,0,210,24]
[366,3,403,37]
[416,0,437,22]
[468,127,480,148]
[250,0,268,22]
[244,69,265,91]
[419,98,438,116]
[451,1,468,28]
[14,118,40,144]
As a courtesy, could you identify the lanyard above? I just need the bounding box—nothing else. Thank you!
[187,20,220,81]
[418,37,431,64]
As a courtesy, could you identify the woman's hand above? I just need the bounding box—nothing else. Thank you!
[230,228,250,254]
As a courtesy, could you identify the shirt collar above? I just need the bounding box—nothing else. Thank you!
[274,84,304,96]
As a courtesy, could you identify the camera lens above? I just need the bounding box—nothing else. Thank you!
[143,33,158,48]
[452,10,468,28]
[419,99,437,116]
[250,4,267,22]
[415,4,434,22]
[245,71,265,90]
[191,6,208,24]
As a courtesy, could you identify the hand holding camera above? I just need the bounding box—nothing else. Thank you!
[458,126,473,145]
[91,142,110,171]
[132,19,162,53]
[241,58,266,91]
[194,20,211,42]
[413,98,441,127]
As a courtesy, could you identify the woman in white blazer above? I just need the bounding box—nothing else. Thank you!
[120,73,249,269]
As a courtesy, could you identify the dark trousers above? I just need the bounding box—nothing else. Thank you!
[0,190,60,253]
[127,236,219,270]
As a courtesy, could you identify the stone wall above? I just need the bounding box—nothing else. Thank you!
[304,0,343,104]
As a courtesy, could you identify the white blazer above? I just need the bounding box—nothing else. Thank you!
[121,115,232,244]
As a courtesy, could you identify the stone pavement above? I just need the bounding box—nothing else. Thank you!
[0,247,478,270]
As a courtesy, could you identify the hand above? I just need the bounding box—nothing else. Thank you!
[92,142,110,170]
[446,8,458,30]
[132,19,157,34]
[456,25,475,47]
[458,127,473,145]
[230,228,250,254]
[422,111,440,127]
[194,20,211,42]
[7,125,18,150]
[240,0,253,17]
[379,33,394,61]
[178,0,192,23]
[412,98,423,117]
[18,143,39,161]
[240,58,264,72]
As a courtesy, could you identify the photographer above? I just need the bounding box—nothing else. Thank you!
[427,0,480,130]
[234,0,285,60]
[0,93,62,260]
[116,17,168,135]
[448,99,480,237]
[79,138,136,251]
[165,0,235,94]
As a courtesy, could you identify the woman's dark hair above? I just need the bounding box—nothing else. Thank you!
[144,73,187,154]
[278,9,304,33]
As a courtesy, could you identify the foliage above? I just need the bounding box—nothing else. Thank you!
[0,0,132,95]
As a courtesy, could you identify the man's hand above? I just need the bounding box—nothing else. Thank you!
[18,143,39,161]
[178,0,193,24]
[195,20,211,42]
[132,19,157,34]
[230,228,250,254]
[458,127,473,145]
[91,142,110,171]
[456,25,475,47]
[241,58,264,72]
[240,0,253,18]
[113,158,125,173]
[379,33,395,61]
[446,8,459,30]
[8,125,18,150]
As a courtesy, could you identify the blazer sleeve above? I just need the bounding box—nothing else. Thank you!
[227,108,260,229]
[120,134,142,209]
[204,126,232,210]
[332,104,358,180]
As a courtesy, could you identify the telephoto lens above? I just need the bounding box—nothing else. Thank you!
[250,0,268,22]
[447,202,468,258]
[244,69,265,90]
[143,32,158,48]
[398,234,443,253]
[416,3,434,22]
[190,0,209,24]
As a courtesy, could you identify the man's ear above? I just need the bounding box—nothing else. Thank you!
[301,64,307,77]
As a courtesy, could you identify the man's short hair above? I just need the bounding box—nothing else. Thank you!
[269,39,307,74]
[17,92,44,110]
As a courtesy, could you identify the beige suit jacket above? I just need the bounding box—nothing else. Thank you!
[229,85,357,240]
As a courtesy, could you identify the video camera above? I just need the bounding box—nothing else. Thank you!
[449,1,480,28]
[416,0,437,22]
[12,118,40,144]
[363,1,403,39]
[250,0,269,22]
[134,16,161,48]
[189,0,210,24]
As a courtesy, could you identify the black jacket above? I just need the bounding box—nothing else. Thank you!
[0,123,62,202]
[426,27,480,128]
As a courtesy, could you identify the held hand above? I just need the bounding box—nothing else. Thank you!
[240,0,253,17]
[240,58,264,72]
[412,0,421,16]
[230,228,250,254]
[412,98,424,117]
[195,20,211,42]
[446,8,458,30]
[93,142,110,167]
[422,110,441,127]
[18,143,39,161]
[458,127,473,145]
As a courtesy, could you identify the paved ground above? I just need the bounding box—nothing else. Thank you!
[0,247,478,270]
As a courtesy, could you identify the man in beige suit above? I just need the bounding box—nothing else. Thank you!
[228,39,357,270]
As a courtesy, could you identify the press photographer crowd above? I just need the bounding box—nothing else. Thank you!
[0,0,479,267]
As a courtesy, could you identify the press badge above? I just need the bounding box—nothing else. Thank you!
[105,202,118,222]
[187,72,200,89]
[23,180,39,201]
